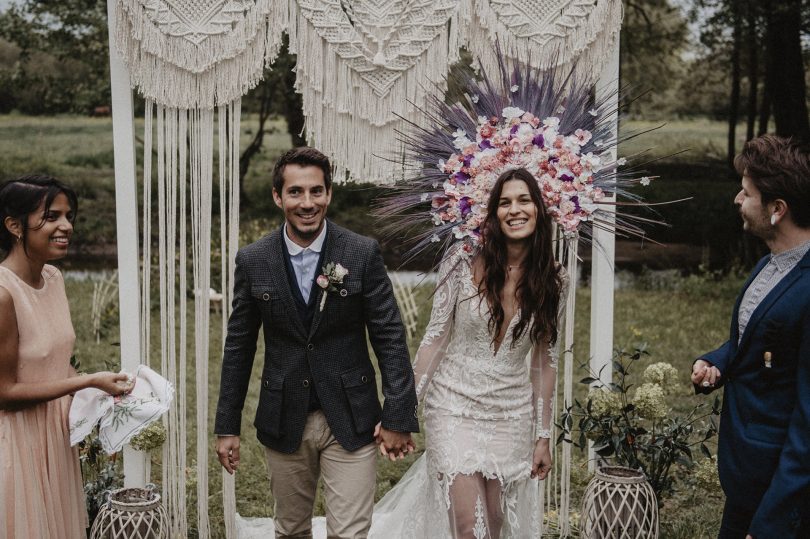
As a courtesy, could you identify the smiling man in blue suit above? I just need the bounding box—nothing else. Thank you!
[692,135,810,539]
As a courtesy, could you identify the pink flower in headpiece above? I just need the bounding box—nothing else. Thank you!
[574,129,592,145]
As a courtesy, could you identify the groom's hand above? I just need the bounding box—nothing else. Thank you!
[374,422,415,461]
[216,435,241,474]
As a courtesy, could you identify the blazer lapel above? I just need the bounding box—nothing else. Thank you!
[308,222,347,339]
[737,250,810,354]
[267,229,308,339]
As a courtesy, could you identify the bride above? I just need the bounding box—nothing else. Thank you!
[372,167,565,538]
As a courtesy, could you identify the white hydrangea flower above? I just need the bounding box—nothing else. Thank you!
[643,362,680,395]
[502,106,525,120]
[633,383,668,420]
[587,387,621,417]
[640,176,652,186]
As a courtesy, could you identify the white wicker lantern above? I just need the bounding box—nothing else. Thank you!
[90,485,168,539]
[580,466,659,539]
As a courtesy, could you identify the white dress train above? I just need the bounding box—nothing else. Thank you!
[371,248,562,539]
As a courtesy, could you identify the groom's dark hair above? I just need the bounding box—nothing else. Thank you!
[272,147,333,193]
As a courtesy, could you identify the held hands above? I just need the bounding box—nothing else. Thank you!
[691,359,721,389]
[91,371,134,396]
[216,435,241,474]
[531,438,552,480]
[374,422,416,461]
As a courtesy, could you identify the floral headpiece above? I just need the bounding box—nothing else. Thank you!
[378,51,658,263]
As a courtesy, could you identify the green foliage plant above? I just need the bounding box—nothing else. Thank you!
[559,344,721,500]
[79,429,123,525]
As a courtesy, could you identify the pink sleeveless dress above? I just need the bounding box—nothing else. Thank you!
[0,264,87,539]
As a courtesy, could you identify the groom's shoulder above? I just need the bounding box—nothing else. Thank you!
[331,222,378,252]
[237,230,279,260]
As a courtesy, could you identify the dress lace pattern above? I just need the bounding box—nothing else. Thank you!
[372,248,562,538]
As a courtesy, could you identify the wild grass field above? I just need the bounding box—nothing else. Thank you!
[3,113,747,537]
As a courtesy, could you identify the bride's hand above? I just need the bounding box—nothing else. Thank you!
[531,439,551,480]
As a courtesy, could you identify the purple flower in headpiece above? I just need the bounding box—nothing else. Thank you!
[560,174,575,182]
[510,124,520,135]
[571,195,581,212]
[532,133,544,147]
[462,154,473,167]
[458,196,473,217]
[453,171,470,185]
[479,139,493,150]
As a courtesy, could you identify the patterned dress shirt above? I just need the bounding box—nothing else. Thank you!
[738,240,810,342]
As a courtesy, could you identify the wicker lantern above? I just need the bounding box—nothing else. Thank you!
[90,484,168,539]
[580,466,659,539]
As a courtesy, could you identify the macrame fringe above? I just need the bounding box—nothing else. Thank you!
[287,0,462,183]
[462,0,623,81]
[142,99,241,537]
[115,0,287,108]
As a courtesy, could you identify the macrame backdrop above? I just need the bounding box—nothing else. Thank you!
[462,0,623,79]
[113,1,621,536]
[286,0,464,183]
[115,1,254,536]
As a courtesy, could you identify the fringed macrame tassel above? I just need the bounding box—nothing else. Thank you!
[177,107,190,539]
[461,0,623,81]
[141,100,153,369]
[287,0,462,183]
[114,0,287,109]
[190,108,215,539]
[217,99,242,538]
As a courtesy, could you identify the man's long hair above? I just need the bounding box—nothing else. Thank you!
[478,168,563,347]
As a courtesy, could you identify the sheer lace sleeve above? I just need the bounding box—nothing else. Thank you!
[530,269,569,439]
[412,249,465,403]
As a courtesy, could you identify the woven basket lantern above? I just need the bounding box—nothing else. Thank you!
[90,485,168,539]
[580,466,659,539]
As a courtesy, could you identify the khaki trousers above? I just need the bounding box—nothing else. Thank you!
[264,410,377,539]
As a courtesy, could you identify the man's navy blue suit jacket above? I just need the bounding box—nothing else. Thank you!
[699,249,810,538]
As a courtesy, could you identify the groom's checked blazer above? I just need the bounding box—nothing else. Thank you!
[214,221,419,453]
[698,249,810,538]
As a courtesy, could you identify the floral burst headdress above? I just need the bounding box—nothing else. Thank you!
[377,51,658,264]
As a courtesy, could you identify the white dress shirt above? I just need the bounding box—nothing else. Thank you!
[284,221,327,303]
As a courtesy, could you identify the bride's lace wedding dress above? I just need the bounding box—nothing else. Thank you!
[370,249,561,539]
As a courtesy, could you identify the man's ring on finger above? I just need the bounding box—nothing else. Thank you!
[702,381,711,387]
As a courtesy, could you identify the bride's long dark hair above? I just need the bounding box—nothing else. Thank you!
[478,168,563,346]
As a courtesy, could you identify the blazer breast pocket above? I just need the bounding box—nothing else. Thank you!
[328,279,363,324]
[759,319,799,374]
[251,286,285,320]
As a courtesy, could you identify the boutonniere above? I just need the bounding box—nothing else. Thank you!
[317,262,349,311]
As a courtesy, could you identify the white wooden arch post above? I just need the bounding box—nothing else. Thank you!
[588,38,620,470]
[106,0,149,487]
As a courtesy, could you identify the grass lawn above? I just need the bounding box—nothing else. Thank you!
[4,113,746,536]
[65,269,738,538]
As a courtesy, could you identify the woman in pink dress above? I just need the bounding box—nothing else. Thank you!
[0,175,133,538]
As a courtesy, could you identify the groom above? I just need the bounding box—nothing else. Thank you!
[214,147,418,538]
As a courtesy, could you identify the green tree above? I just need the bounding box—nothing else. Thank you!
[0,0,110,114]
[620,0,689,118]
